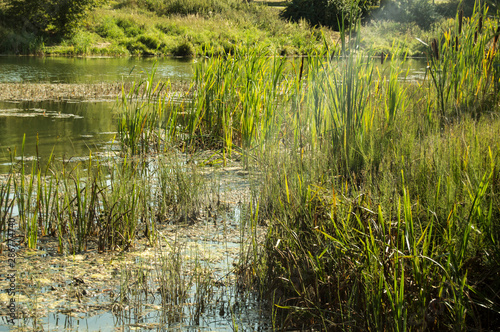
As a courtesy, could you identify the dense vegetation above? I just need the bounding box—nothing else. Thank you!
[0,0,327,56]
[1,0,499,330]
[0,0,497,56]
[115,2,500,329]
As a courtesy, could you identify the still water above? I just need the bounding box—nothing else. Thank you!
[0,56,193,83]
[0,100,116,172]
[0,57,193,171]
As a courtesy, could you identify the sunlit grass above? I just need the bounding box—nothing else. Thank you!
[0,1,499,330]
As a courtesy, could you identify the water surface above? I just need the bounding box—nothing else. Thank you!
[0,57,194,171]
[0,56,193,83]
[0,100,117,172]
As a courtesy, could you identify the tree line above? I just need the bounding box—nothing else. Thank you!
[1,0,100,39]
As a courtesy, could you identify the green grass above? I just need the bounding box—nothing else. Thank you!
[113,3,499,329]
[0,0,331,56]
[1,1,499,330]
[239,5,500,329]
[0,0,498,57]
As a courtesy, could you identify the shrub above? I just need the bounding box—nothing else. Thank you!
[124,39,150,55]
[116,18,145,37]
[281,0,374,30]
[376,0,440,30]
[172,40,195,56]
[155,22,186,36]
[137,34,162,50]
[5,0,99,38]
[67,30,94,55]
[95,17,126,39]
[0,28,45,54]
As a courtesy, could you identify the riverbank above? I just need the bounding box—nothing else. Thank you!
[0,0,332,57]
[1,0,488,58]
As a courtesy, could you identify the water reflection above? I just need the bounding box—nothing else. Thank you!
[0,57,193,83]
[0,100,117,172]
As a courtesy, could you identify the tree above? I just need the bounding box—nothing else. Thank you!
[281,0,376,31]
[6,0,99,38]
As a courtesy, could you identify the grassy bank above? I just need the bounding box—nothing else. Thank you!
[0,0,329,56]
[1,0,496,57]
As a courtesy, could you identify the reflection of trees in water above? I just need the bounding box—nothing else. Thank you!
[0,57,193,83]
[0,100,116,170]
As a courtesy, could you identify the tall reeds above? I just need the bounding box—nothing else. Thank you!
[426,2,499,122]
[187,48,291,164]
[3,148,207,253]
[237,3,500,330]
[118,65,179,155]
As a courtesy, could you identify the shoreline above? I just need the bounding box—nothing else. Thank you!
[0,82,191,102]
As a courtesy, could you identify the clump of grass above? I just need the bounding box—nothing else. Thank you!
[172,40,195,57]
[426,3,500,122]
[208,3,500,330]
[117,66,174,155]
[4,144,208,253]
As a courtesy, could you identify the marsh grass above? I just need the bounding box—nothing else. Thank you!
[1,2,499,330]
[204,3,500,330]
[4,149,208,254]
[426,3,500,122]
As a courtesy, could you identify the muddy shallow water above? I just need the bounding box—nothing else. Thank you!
[0,162,269,331]
[0,57,271,331]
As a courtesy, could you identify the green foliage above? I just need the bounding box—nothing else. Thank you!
[155,22,186,36]
[95,17,126,39]
[281,0,374,30]
[116,17,145,37]
[65,30,94,54]
[0,0,333,56]
[141,0,245,17]
[376,0,440,29]
[5,0,100,38]
[172,40,195,56]
[152,4,498,329]
[0,27,45,54]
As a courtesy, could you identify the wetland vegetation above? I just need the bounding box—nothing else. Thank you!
[0,0,500,330]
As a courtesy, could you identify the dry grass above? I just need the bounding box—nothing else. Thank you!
[0,82,190,101]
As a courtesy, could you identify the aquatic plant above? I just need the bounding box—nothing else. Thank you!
[230,3,500,330]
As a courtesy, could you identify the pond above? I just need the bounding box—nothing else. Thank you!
[0,55,429,331]
[0,56,193,83]
[0,56,194,173]
[0,56,273,331]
